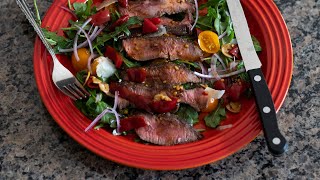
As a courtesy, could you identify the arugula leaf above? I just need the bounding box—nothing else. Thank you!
[252,36,262,52]
[73,0,95,20]
[122,55,141,68]
[204,105,226,128]
[42,28,72,52]
[94,17,141,47]
[175,104,199,125]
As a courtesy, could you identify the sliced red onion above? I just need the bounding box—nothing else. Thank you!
[198,62,207,84]
[194,68,245,79]
[73,18,92,61]
[60,6,77,19]
[190,0,199,31]
[96,0,118,11]
[74,24,94,56]
[216,124,233,130]
[85,109,113,132]
[85,91,121,133]
[218,30,227,39]
[214,53,227,70]
[60,26,104,53]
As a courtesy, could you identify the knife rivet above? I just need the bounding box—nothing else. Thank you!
[263,106,271,113]
[254,75,261,82]
[272,137,281,145]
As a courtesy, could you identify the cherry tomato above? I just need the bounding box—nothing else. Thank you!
[104,46,123,68]
[148,17,161,25]
[126,68,147,83]
[142,18,158,34]
[228,83,242,101]
[86,77,100,89]
[228,44,241,59]
[110,15,129,31]
[119,116,147,132]
[213,80,226,90]
[198,31,220,54]
[202,98,219,113]
[71,48,90,72]
[90,9,111,26]
[118,0,128,8]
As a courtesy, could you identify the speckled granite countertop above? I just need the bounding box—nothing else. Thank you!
[1,0,319,179]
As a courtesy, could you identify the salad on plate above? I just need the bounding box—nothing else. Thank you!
[39,0,262,145]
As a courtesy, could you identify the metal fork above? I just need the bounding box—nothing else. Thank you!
[17,0,90,100]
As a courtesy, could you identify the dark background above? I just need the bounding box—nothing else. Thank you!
[0,0,319,179]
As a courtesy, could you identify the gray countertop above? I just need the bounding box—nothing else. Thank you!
[1,0,319,179]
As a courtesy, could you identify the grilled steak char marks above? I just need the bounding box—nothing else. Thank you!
[123,62,201,85]
[122,36,203,61]
[118,0,195,19]
[135,113,202,145]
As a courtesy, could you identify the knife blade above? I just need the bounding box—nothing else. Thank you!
[226,0,288,155]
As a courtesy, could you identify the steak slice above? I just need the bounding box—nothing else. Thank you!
[180,88,208,111]
[135,113,202,145]
[122,36,203,61]
[123,62,201,85]
[118,0,195,19]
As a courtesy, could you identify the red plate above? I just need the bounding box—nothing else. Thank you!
[33,0,293,170]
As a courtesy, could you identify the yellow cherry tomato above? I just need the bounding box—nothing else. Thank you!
[71,48,90,72]
[198,31,220,54]
[202,98,219,113]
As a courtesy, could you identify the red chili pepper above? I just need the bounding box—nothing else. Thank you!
[118,0,128,8]
[142,18,158,34]
[119,116,147,132]
[151,98,178,113]
[110,15,129,31]
[126,68,147,83]
[213,80,226,90]
[90,9,111,26]
[228,44,242,59]
[104,46,123,68]
[148,17,161,25]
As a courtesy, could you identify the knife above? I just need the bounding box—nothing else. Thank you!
[226,0,288,155]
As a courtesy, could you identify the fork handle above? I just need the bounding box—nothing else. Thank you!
[16,0,59,62]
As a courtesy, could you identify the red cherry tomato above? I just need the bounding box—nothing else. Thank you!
[110,15,129,30]
[228,83,242,101]
[151,98,178,113]
[126,68,147,83]
[86,77,99,89]
[104,46,123,68]
[118,0,128,8]
[142,18,158,34]
[119,116,147,132]
[90,9,111,26]
[213,80,226,90]
[148,17,161,25]
[228,44,242,59]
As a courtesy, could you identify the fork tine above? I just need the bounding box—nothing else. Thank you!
[59,87,77,100]
[64,85,82,100]
[70,83,86,98]
[75,80,90,96]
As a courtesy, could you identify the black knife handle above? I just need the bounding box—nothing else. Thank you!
[247,69,288,156]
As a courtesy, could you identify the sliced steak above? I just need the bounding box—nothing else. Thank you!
[123,62,201,85]
[180,88,208,111]
[160,15,193,35]
[118,0,195,19]
[135,113,202,145]
[122,36,203,61]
